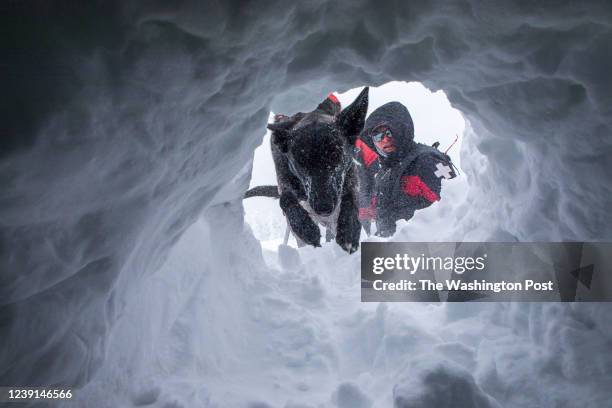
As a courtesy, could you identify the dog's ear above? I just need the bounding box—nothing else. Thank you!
[268,121,293,153]
[316,93,342,116]
[336,87,369,144]
[267,121,293,133]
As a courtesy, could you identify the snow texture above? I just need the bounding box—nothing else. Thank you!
[2,1,612,407]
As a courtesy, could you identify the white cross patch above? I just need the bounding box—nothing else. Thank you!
[434,162,452,179]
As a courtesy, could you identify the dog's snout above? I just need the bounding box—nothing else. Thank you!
[311,195,335,216]
[306,174,340,217]
[313,205,334,217]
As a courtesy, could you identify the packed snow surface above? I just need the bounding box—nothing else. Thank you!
[2,1,612,407]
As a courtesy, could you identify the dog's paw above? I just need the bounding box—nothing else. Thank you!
[287,210,321,247]
[280,193,321,248]
[295,219,321,247]
[336,234,359,254]
[335,217,361,254]
[338,240,359,254]
[335,199,361,254]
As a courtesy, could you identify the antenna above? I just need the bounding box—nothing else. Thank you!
[444,134,459,155]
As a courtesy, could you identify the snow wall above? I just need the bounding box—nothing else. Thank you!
[2,1,612,407]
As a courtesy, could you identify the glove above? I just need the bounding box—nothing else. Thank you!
[361,220,372,236]
[375,218,396,237]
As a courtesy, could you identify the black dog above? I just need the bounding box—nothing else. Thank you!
[245,88,369,253]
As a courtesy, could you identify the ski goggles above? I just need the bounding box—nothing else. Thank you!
[371,127,393,143]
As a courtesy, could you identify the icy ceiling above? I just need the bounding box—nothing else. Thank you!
[2,0,612,406]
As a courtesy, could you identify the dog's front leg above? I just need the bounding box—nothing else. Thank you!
[280,191,321,247]
[335,187,361,254]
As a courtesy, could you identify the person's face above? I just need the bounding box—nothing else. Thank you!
[371,126,396,154]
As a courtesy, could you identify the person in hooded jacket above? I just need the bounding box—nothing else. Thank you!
[354,102,457,237]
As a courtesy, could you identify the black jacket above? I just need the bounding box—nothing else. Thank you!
[355,102,456,236]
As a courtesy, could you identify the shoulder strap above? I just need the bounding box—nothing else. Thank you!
[415,143,454,164]
[395,143,435,173]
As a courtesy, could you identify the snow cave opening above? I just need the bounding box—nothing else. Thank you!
[244,81,468,252]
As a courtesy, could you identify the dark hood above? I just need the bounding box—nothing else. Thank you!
[360,102,415,160]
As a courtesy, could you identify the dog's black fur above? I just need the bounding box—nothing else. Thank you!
[246,88,369,253]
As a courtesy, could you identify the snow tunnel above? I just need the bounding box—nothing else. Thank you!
[2,1,612,407]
